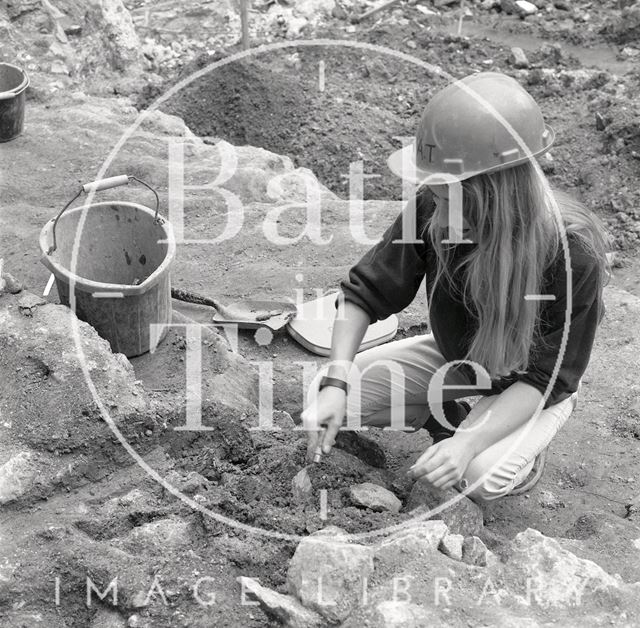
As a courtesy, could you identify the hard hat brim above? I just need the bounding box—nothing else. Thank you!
[387,124,556,184]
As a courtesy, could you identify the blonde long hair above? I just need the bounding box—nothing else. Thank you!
[425,162,609,378]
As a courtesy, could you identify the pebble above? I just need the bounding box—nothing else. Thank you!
[510,46,529,68]
[291,468,313,504]
[595,112,607,131]
[539,489,565,510]
[515,0,538,16]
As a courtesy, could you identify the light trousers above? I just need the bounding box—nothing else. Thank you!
[345,334,577,501]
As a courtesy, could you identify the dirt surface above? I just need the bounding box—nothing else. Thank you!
[2,1,640,627]
[157,8,640,258]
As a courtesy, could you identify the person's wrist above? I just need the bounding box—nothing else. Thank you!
[319,376,349,395]
[451,430,480,456]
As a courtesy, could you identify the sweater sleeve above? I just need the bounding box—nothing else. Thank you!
[340,194,433,323]
[517,238,604,408]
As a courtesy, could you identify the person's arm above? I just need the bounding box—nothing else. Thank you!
[409,239,604,489]
[409,381,543,488]
[302,194,433,460]
[301,300,370,460]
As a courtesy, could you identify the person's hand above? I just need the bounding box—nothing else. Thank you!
[300,386,347,462]
[407,437,476,491]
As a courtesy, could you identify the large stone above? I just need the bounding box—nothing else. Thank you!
[0,295,148,452]
[238,577,324,628]
[85,0,142,72]
[349,483,401,513]
[405,479,484,536]
[287,531,374,623]
[374,520,449,567]
[504,528,624,608]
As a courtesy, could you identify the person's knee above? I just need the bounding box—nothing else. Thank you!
[463,458,520,502]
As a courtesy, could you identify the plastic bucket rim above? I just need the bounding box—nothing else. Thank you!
[39,201,176,296]
[0,62,30,98]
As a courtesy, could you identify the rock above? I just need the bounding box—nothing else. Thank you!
[0,451,39,505]
[540,152,555,174]
[500,0,519,13]
[120,517,191,552]
[626,493,640,519]
[372,601,436,627]
[501,0,537,15]
[604,5,640,45]
[461,535,492,566]
[163,470,210,495]
[510,47,529,68]
[90,608,127,628]
[438,532,464,560]
[515,0,538,15]
[238,577,324,628]
[374,520,449,569]
[553,0,569,8]
[292,468,313,504]
[405,479,484,536]
[17,293,46,315]
[539,489,565,509]
[85,0,142,72]
[0,295,149,454]
[0,268,23,294]
[349,483,401,513]
[287,531,374,623]
[285,16,309,37]
[504,528,623,608]
[595,112,607,131]
[538,42,565,66]
[620,46,640,59]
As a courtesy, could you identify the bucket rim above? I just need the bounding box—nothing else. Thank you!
[0,62,30,100]
[39,201,176,297]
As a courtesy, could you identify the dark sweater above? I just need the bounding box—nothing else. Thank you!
[340,191,604,408]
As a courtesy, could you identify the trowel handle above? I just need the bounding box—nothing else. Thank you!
[82,175,130,193]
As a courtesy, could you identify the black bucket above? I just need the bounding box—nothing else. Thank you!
[0,62,29,143]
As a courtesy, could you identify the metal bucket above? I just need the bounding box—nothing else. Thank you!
[0,62,29,142]
[39,175,176,357]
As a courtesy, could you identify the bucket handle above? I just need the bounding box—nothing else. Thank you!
[0,66,29,100]
[46,175,162,255]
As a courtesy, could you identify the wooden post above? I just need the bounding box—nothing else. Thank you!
[240,0,250,50]
[457,0,465,36]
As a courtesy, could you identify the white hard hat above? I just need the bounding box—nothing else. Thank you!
[388,72,555,184]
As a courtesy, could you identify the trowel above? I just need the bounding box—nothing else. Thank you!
[171,288,297,331]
